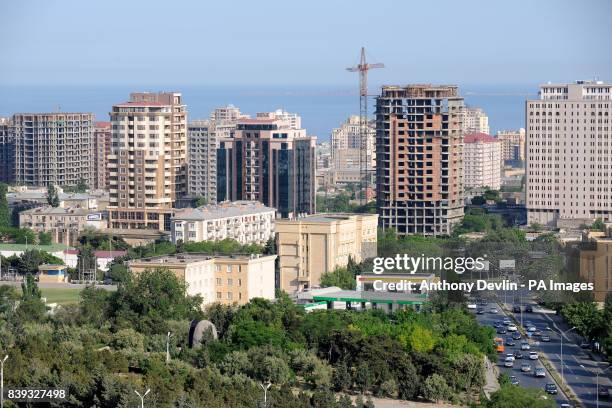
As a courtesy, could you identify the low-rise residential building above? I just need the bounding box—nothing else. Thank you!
[579,224,612,303]
[171,201,275,245]
[0,244,78,269]
[275,213,378,294]
[7,186,109,210]
[19,206,107,246]
[93,250,128,271]
[463,132,502,190]
[127,253,276,306]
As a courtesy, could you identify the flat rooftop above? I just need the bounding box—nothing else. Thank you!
[173,201,275,221]
[281,213,376,224]
[310,289,428,305]
[129,252,275,265]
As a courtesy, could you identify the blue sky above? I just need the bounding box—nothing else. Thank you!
[1,0,611,87]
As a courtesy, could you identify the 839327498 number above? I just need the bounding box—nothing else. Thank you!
[6,388,68,402]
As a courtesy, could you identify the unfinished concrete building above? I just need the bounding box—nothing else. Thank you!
[375,85,464,235]
[12,113,95,187]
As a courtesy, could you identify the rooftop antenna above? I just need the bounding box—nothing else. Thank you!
[347,47,384,205]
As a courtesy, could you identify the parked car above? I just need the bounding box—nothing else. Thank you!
[509,375,520,386]
[521,363,532,372]
[507,324,518,332]
[545,383,558,394]
[525,305,533,313]
[541,335,551,342]
[529,351,539,360]
[534,367,546,377]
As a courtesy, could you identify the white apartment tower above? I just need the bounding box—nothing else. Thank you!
[526,80,612,228]
[463,132,502,190]
[108,92,187,231]
[330,115,376,170]
[462,107,490,135]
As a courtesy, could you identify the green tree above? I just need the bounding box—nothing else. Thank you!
[320,266,356,290]
[0,183,10,228]
[47,184,60,207]
[422,373,452,403]
[38,231,52,245]
[195,196,208,207]
[14,228,36,245]
[17,274,46,321]
[487,385,556,407]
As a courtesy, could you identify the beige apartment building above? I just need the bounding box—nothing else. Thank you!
[497,129,525,163]
[19,206,107,245]
[463,132,502,190]
[330,115,376,173]
[578,224,612,303]
[171,201,275,245]
[462,107,490,135]
[275,213,378,294]
[526,80,612,228]
[128,253,276,306]
[107,92,187,231]
[12,113,95,188]
[93,121,111,190]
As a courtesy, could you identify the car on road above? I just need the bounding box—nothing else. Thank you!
[534,367,546,377]
[505,353,515,361]
[490,307,498,313]
[467,303,477,309]
[494,321,503,328]
[504,357,514,367]
[533,330,543,337]
[512,305,521,313]
[503,318,511,325]
[513,351,524,359]
[507,324,518,332]
[505,337,516,346]
[509,375,519,386]
[512,332,522,340]
[520,363,532,372]
[527,326,537,332]
[541,335,551,342]
[525,305,533,312]
[545,383,558,394]
[476,308,485,314]
[599,386,610,399]
[521,342,530,350]
[497,327,507,334]
[579,341,591,349]
[529,351,539,360]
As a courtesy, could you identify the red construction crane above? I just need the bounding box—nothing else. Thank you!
[347,47,384,204]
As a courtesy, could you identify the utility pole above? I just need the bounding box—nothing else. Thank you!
[134,388,150,408]
[1,355,8,408]
[347,47,384,205]
[559,326,576,385]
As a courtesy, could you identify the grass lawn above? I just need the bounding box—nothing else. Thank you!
[39,287,82,305]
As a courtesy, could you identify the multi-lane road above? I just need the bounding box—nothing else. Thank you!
[472,290,612,408]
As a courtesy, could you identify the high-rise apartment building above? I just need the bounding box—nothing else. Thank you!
[526,80,612,228]
[257,109,301,130]
[13,113,94,187]
[108,92,187,231]
[187,120,217,203]
[497,129,525,163]
[330,115,376,183]
[217,114,316,218]
[0,118,14,183]
[93,121,111,190]
[462,107,490,134]
[463,132,502,190]
[376,85,464,236]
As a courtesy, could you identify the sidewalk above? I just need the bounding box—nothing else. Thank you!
[483,356,500,398]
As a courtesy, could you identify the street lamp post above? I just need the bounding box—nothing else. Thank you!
[559,326,576,385]
[259,381,271,407]
[1,355,8,408]
[134,388,150,408]
[166,332,173,363]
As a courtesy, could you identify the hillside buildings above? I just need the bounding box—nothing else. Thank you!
[375,85,465,236]
[217,114,316,218]
[497,129,525,164]
[93,121,111,190]
[463,132,502,190]
[462,107,490,134]
[128,253,276,306]
[107,92,187,231]
[12,113,95,187]
[171,201,275,245]
[19,206,107,245]
[275,213,378,294]
[578,224,612,303]
[526,80,612,228]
